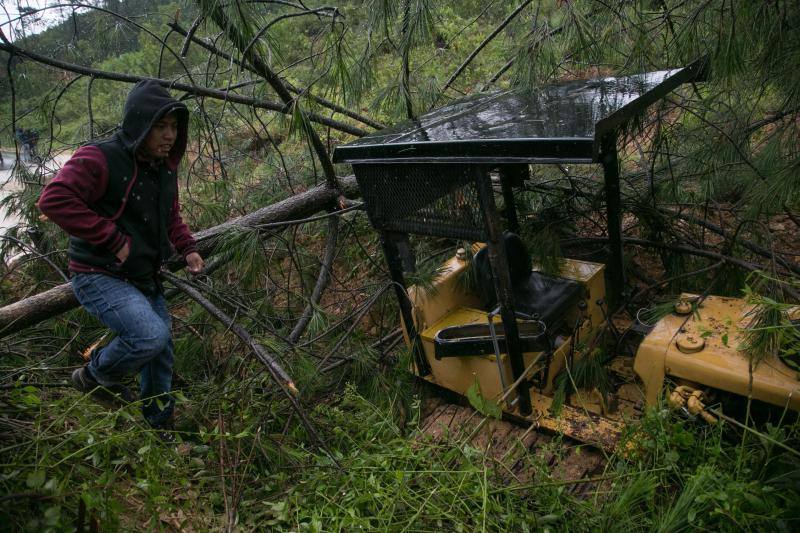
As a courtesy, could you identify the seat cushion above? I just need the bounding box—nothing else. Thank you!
[512,271,583,327]
[474,235,584,327]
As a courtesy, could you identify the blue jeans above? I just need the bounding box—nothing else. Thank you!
[72,273,174,427]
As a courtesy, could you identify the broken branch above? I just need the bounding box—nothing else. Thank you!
[161,271,338,463]
[0,176,360,338]
[0,40,367,138]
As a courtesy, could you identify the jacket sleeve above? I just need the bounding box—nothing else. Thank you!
[167,186,198,258]
[38,146,128,254]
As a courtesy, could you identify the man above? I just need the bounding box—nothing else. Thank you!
[15,128,29,161]
[38,80,204,431]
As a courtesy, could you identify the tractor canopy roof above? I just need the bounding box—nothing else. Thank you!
[333,62,704,165]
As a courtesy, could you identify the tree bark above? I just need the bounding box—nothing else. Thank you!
[0,176,360,338]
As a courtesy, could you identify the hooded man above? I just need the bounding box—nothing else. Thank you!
[39,80,204,432]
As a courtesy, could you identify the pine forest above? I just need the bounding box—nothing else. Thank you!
[1,1,799,530]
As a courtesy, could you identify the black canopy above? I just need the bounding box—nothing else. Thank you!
[333,63,704,165]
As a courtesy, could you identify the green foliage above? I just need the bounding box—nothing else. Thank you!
[2,345,799,530]
[2,1,800,530]
[739,272,800,369]
[551,348,611,416]
[404,257,446,298]
[516,169,579,276]
[637,299,681,327]
[465,376,501,419]
[454,245,480,294]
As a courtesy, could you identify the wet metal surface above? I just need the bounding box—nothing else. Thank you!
[334,66,700,164]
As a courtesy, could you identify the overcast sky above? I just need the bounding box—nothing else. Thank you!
[0,1,81,41]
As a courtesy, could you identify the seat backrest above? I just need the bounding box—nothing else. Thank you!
[473,233,532,310]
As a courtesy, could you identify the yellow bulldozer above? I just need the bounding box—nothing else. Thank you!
[333,60,800,450]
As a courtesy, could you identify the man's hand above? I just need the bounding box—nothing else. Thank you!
[186,252,205,275]
[116,242,130,263]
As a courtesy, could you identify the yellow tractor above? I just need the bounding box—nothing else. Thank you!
[333,60,800,450]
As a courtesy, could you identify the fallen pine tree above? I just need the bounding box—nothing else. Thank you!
[0,175,359,338]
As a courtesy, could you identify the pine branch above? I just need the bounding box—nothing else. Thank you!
[480,15,567,91]
[400,1,414,119]
[178,15,204,57]
[563,236,800,301]
[161,271,338,464]
[0,176,360,338]
[201,1,340,189]
[0,40,367,138]
[743,106,800,136]
[657,207,800,275]
[287,216,339,344]
[241,7,339,59]
[436,0,532,105]
[167,21,385,130]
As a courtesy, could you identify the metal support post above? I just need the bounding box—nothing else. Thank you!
[498,164,527,234]
[380,231,431,376]
[474,168,532,415]
[600,134,625,302]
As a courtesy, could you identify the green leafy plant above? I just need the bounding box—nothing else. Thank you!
[739,273,800,369]
[465,376,502,419]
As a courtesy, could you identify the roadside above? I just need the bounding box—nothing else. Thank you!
[0,150,23,233]
[0,149,72,234]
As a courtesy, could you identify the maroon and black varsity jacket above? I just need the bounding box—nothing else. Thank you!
[39,80,197,294]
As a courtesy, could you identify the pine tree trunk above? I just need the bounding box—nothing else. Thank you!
[0,176,360,339]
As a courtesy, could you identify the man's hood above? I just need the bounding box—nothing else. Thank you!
[119,80,189,164]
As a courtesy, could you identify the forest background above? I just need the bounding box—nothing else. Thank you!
[1,0,799,530]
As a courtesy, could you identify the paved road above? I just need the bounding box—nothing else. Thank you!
[0,151,23,233]
[0,150,71,234]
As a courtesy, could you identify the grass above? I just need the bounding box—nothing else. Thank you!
[2,360,799,531]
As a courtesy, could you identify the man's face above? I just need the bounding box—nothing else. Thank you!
[141,112,178,160]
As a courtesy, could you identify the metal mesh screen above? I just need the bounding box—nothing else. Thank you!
[353,163,487,240]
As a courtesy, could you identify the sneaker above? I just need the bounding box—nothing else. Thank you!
[156,429,177,444]
[150,420,179,444]
[71,367,137,405]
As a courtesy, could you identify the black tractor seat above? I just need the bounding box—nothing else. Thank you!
[431,233,584,360]
[474,233,583,328]
[508,271,583,326]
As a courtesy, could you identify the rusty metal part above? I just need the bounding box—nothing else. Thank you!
[674,299,692,315]
[676,333,705,354]
[526,391,623,452]
[668,385,717,424]
[634,294,800,412]
[687,393,717,424]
